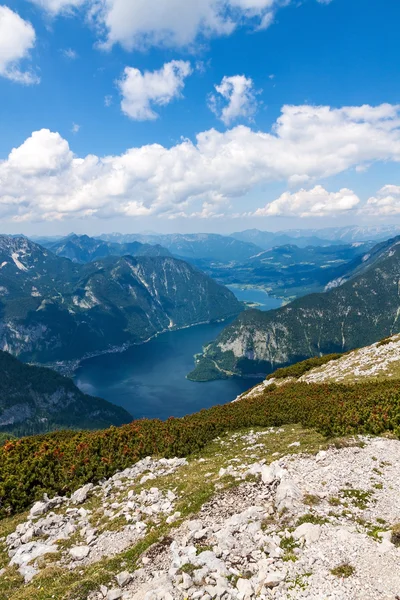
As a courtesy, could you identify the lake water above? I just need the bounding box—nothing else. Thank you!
[74,320,262,421]
[227,286,283,311]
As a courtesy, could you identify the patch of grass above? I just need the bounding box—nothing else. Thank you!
[372,468,383,476]
[180,563,201,575]
[287,572,312,591]
[195,545,213,555]
[280,535,300,562]
[330,563,355,578]
[340,488,374,510]
[296,513,329,527]
[328,496,341,506]
[303,494,321,506]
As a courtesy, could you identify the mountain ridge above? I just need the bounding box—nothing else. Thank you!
[42,234,171,264]
[0,350,132,436]
[188,235,400,380]
[0,236,242,364]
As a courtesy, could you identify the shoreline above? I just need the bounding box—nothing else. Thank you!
[39,312,241,378]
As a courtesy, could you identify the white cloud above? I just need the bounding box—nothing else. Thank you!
[2,103,400,223]
[364,185,400,216]
[209,75,260,125]
[117,60,192,121]
[27,0,85,15]
[90,0,269,50]
[0,6,39,84]
[71,123,80,134]
[255,185,361,217]
[104,95,113,107]
[26,0,330,50]
[62,48,78,59]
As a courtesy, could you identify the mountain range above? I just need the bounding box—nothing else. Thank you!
[194,241,374,300]
[97,232,264,262]
[188,235,400,381]
[0,350,132,436]
[92,232,376,301]
[0,236,241,363]
[41,234,171,264]
[231,225,400,248]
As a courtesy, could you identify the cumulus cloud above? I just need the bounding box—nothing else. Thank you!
[27,0,329,50]
[364,185,400,216]
[117,60,192,121]
[255,185,361,218]
[209,75,260,125]
[1,103,400,222]
[0,6,39,84]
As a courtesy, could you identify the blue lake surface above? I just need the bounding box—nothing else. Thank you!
[74,320,262,421]
[227,286,283,311]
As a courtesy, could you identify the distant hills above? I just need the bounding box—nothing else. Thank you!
[0,236,241,363]
[0,350,132,436]
[98,232,263,262]
[231,225,400,248]
[198,241,374,300]
[41,234,171,264]
[91,231,379,301]
[188,235,400,381]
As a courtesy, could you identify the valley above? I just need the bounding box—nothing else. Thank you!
[190,234,400,381]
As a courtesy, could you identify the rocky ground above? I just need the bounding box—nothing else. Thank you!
[239,334,400,403]
[1,427,400,600]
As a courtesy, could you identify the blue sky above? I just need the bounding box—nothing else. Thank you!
[1,0,400,235]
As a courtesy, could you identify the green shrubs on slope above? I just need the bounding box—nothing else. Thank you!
[1,378,400,518]
[266,354,345,381]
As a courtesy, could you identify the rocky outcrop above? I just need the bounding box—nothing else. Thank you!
[4,432,400,599]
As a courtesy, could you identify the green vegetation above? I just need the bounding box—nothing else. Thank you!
[330,563,355,578]
[0,351,132,436]
[376,337,392,347]
[1,376,399,519]
[0,433,16,446]
[340,488,374,510]
[266,354,344,381]
[280,535,300,562]
[0,424,328,600]
[303,493,321,506]
[296,513,329,526]
[179,563,201,575]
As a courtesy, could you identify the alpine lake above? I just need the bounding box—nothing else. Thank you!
[74,287,282,420]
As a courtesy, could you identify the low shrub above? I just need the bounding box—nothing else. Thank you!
[376,337,393,347]
[1,378,400,518]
